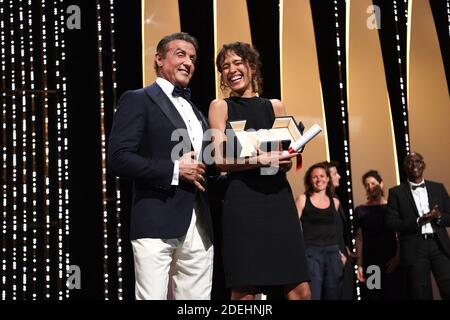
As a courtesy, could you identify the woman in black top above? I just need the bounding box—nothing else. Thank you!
[355,170,404,300]
[209,42,310,300]
[296,162,346,300]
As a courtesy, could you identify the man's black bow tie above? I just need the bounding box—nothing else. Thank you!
[172,84,191,101]
[412,183,426,190]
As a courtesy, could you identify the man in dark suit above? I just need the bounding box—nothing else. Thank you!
[386,152,450,299]
[108,32,214,299]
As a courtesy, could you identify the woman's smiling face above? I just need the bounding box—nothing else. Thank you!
[220,50,254,97]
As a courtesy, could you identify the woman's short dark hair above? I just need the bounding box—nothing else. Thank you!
[215,42,263,95]
[153,32,199,72]
[362,170,383,185]
[321,160,340,170]
[304,162,334,197]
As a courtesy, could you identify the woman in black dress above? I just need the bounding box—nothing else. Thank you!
[355,170,404,300]
[208,42,310,300]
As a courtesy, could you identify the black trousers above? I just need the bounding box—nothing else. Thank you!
[406,237,450,300]
[306,244,344,300]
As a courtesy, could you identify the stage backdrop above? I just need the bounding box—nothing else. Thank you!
[141,0,449,215]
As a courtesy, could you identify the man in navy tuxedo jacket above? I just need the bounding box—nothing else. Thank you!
[386,152,450,299]
[108,32,215,300]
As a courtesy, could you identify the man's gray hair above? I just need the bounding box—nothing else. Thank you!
[154,32,199,73]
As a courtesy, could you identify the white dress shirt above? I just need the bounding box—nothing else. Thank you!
[156,77,204,185]
[409,180,435,234]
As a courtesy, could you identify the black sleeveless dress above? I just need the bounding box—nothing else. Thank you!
[222,96,310,288]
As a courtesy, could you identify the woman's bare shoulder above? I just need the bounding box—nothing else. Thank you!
[270,99,286,117]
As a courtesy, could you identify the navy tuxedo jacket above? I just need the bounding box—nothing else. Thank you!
[386,180,450,265]
[108,83,214,241]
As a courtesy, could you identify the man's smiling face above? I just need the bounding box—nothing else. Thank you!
[155,39,197,88]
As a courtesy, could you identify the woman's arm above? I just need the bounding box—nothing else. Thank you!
[270,99,286,116]
[355,228,366,282]
[295,194,307,219]
[385,233,400,273]
[208,99,261,172]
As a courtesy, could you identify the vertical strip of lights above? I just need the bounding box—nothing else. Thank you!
[404,0,408,24]
[8,0,18,301]
[392,0,410,154]
[0,0,8,301]
[333,0,354,238]
[18,0,28,299]
[58,0,70,300]
[447,0,450,37]
[52,0,64,300]
[96,0,109,300]
[40,0,51,299]
[336,0,358,299]
[27,0,37,300]
[213,0,218,98]
[109,0,123,300]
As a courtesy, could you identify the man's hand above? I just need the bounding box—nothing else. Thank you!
[179,151,206,192]
[428,205,442,220]
[418,205,441,225]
